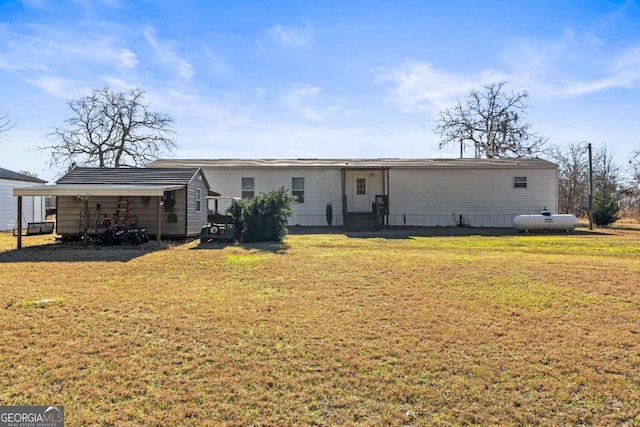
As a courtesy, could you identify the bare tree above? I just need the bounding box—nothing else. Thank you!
[593,145,621,195]
[434,82,547,158]
[545,143,589,215]
[45,86,176,170]
[592,145,621,225]
[0,114,14,140]
[622,150,640,218]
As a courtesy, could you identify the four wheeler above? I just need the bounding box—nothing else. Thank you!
[82,210,150,246]
[101,224,149,246]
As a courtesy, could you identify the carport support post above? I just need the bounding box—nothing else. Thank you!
[156,195,162,241]
[17,196,22,249]
[83,197,89,247]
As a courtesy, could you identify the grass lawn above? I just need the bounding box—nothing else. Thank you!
[1,227,639,426]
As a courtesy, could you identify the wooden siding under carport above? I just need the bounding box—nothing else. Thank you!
[12,184,181,249]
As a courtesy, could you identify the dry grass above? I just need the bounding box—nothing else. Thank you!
[1,227,639,426]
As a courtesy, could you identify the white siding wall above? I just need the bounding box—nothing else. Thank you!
[200,165,557,229]
[202,168,344,226]
[1,179,46,231]
[388,167,557,227]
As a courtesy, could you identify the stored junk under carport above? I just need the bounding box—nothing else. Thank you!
[13,167,214,248]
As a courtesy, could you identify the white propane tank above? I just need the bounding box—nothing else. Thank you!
[513,210,578,232]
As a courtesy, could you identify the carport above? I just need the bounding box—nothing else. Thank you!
[12,184,181,249]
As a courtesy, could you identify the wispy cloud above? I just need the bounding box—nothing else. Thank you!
[377,61,507,113]
[0,22,137,84]
[262,20,313,48]
[501,28,640,97]
[25,75,91,98]
[282,84,342,122]
[143,27,194,79]
[379,26,640,114]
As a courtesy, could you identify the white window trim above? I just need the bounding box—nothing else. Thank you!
[514,176,528,189]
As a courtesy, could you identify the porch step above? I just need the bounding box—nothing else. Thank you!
[346,212,379,232]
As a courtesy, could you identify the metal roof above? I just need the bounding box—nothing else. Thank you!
[13,184,184,197]
[0,167,47,183]
[149,157,558,169]
[56,167,203,185]
[13,167,215,197]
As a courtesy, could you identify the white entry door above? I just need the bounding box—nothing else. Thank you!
[352,175,370,212]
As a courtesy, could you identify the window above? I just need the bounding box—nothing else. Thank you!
[292,177,304,203]
[242,177,254,200]
[196,188,202,212]
[163,190,176,213]
[356,178,366,195]
[514,176,527,188]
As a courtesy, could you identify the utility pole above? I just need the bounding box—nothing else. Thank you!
[588,142,593,230]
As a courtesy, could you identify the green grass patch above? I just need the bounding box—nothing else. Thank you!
[1,228,640,425]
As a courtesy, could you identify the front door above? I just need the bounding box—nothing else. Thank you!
[352,175,370,212]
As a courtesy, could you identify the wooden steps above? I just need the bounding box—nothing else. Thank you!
[345,212,379,232]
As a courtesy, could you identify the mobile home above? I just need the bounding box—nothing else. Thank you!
[150,158,558,229]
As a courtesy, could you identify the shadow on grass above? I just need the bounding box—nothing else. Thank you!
[0,241,168,263]
[192,240,289,254]
[345,227,517,239]
[291,226,614,239]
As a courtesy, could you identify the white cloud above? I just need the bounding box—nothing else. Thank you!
[263,21,312,48]
[0,23,138,79]
[500,29,640,97]
[377,61,507,113]
[379,27,640,114]
[282,84,342,122]
[143,27,194,79]
[25,75,91,98]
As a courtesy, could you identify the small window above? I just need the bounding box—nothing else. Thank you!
[242,177,254,200]
[196,188,202,212]
[292,177,304,203]
[356,178,366,195]
[514,176,527,188]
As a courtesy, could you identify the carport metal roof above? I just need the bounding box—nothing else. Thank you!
[13,184,185,197]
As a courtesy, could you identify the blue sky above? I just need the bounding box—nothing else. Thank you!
[1,0,639,182]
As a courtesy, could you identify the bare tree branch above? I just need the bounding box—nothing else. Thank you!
[0,114,14,141]
[434,82,547,158]
[42,86,176,171]
[545,143,590,215]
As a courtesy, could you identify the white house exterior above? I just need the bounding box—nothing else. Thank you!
[149,158,559,229]
[0,167,46,231]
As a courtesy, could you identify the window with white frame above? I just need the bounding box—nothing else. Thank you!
[196,188,202,212]
[242,177,254,200]
[514,176,527,188]
[356,178,366,195]
[292,177,304,203]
